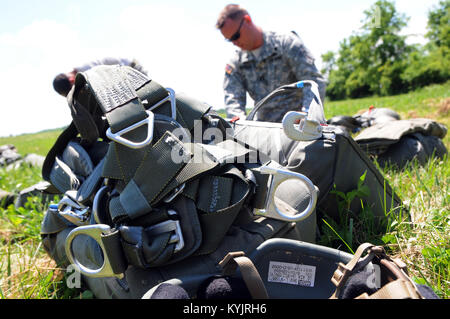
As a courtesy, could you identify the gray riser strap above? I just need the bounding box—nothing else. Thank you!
[107,136,258,224]
[68,87,103,146]
[76,158,105,205]
[42,122,78,184]
[49,156,81,193]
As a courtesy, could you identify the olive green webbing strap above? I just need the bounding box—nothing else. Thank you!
[194,166,252,255]
[75,65,210,221]
[78,65,151,134]
[108,135,220,222]
[219,251,269,299]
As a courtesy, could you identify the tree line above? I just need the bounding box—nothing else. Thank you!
[321,0,449,100]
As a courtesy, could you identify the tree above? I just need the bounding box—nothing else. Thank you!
[320,51,336,79]
[402,1,450,89]
[426,0,450,49]
[325,1,413,100]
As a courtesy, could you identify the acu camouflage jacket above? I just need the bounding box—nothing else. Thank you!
[223,30,326,122]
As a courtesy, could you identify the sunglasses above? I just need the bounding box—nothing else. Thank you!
[227,18,245,42]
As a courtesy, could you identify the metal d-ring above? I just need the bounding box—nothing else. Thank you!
[147,88,177,120]
[106,110,154,149]
[253,161,318,222]
[106,88,177,149]
[65,224,124,279]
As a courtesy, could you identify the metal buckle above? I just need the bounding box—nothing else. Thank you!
[58,190,91,226]
[146,87,177,120]
[282,111,323,141]
[253,161,318,222]
[146,210,184,253]
[163,183,186,203]
[106,110,155,149]
[65,224,124,279]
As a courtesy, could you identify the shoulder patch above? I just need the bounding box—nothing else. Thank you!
[225,64,234,75]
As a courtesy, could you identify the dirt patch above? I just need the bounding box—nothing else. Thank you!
[423,97,450,118]
[436,97,450,117]
[407,110,419,118]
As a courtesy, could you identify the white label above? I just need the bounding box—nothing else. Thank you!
[268,261,316,287]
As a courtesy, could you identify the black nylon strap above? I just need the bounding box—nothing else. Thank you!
[42,122,78,183]
[119,225,175,268]
[100,229,128,275]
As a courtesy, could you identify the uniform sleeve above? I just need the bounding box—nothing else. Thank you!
[283,34,327,106]
[223,63,247,119]
[74,57,133,72]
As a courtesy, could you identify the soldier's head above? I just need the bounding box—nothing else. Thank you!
[216,4,263,51]
[53,71,76,97]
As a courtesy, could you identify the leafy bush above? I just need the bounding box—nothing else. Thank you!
[323,0,450,100]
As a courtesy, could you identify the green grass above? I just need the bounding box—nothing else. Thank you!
[0,81,449,299]
[324,80,450,146]
[0,128,64,157]
[317,81,449,298]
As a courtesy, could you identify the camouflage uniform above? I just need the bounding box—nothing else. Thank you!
[223,31,326,122]
[75,57,148,75]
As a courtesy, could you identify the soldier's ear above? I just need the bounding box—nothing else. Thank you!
[244,15,251,23]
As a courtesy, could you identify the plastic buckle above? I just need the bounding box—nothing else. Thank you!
[253,161,318,222]
[331,262,352,288]
[58,190,91,226]
[65,224,124,279]
[106,110,155,149]
[282,111,323,141]
[146,210,184,253]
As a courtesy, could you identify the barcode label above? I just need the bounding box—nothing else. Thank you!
[268,261,316,287]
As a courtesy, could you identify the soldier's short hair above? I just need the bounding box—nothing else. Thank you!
[216,4,249,29]
[53,73,72,97]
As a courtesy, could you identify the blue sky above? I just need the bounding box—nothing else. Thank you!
[0,0,441,136]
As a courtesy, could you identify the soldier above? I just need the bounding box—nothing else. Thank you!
[216,4,327,122]
[52,57,148,97]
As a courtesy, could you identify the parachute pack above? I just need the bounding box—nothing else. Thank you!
[40,65,423,299]
[328,107,448,169]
